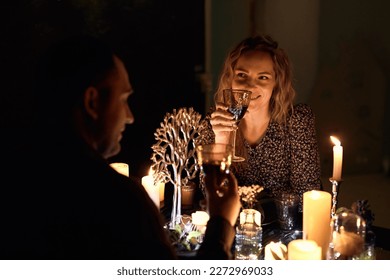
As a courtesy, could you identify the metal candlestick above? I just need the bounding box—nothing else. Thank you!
[329,178,343,217]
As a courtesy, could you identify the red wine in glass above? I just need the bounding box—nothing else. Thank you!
[196,143,233,197]
[228,105,248,123]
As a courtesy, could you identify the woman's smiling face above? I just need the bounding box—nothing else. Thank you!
[232,50,275,110]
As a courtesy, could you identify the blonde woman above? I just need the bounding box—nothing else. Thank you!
[202,34,322,217]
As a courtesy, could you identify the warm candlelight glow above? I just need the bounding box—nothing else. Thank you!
[239,209,261,226]
[110,162,129,177]
[303,190,331,259]
[192,211,209,234]
[146,167,165,202]
[141,167,163,209]
[264,241,287,260]
[287,239,322,260]
[330,136,343,181]
[191,211,210,226]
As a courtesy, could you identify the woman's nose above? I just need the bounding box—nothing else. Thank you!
[245,78,256,89]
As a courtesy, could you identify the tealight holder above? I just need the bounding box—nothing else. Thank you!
[329,178,343,217]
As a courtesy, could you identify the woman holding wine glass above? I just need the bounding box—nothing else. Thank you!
[201,34,322,222]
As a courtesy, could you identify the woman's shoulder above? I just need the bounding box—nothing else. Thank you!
[290,103,315,121]
[293,103,314,114]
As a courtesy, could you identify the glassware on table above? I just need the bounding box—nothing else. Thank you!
[235,208,263,260]
[222,88,252,162]
[327,211,366,260]
[275,193,300,231]
[353,230,376,260]
[196,143,233,197]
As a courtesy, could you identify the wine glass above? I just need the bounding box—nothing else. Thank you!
[196,143,233,197]
[222,88,252,162]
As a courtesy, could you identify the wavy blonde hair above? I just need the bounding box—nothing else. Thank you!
[214,34,296,124]
[213,35,296,164]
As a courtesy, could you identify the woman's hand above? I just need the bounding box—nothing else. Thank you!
[210,102,237,144]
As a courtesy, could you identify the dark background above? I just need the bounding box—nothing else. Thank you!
[1,0,206,178]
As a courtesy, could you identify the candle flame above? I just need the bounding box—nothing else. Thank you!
[330,136,341,146]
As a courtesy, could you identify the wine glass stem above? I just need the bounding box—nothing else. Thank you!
[232,128,238,158]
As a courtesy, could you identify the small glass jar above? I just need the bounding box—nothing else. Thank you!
[234,209,263,260]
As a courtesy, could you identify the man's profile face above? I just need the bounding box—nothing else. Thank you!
[95,56,134,159]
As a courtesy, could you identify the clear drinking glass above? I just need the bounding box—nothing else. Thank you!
[327,211,366,260]
[275,193,300,231]
[222,89,252,162]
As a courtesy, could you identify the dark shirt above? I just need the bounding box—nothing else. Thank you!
[1,130,234,260]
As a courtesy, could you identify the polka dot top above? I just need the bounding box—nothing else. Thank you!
[201,103,322,210]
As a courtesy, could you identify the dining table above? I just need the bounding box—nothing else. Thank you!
[160,195,390,260]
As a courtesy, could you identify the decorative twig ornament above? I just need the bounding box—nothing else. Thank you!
[151,107,207,229]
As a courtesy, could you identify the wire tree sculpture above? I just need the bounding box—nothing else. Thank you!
[151,107,207,229]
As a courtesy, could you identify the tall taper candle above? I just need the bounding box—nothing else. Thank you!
[330,136,343,181]
[303,190,331,259]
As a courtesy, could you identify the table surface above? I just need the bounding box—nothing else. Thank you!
[161,196,390,260]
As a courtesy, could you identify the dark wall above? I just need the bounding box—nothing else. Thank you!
[1,1,205,178]
[310,0,390,176]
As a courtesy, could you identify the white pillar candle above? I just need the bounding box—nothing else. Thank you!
[303,190,331,259]
[191,211,210,226]
[287,239,322,260]
[159,182,165,202]
[330,136,343,181]
[141,167,162,209]
[110,162,129,177]
[192,211,210,234]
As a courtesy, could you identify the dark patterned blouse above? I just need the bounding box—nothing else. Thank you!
[201,103,322,212]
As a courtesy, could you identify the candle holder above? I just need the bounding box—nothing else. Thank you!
[329,178,343,217]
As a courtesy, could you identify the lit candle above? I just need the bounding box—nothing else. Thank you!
[287,239,322,260]
[330,136,343,181]
[191,211,210,226]
[264,241,287,260]
[303,190,331,259]
[191,211,210,233]
[159,182,165,203]
[110,162,129,177]
[141,167,162,209]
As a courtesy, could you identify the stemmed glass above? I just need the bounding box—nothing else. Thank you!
[222,88,252,162]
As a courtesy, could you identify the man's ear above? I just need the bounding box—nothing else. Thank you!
[83,86,100,120]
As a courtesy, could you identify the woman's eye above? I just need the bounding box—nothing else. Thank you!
[236,73,247,79]
[259,76,268,80]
